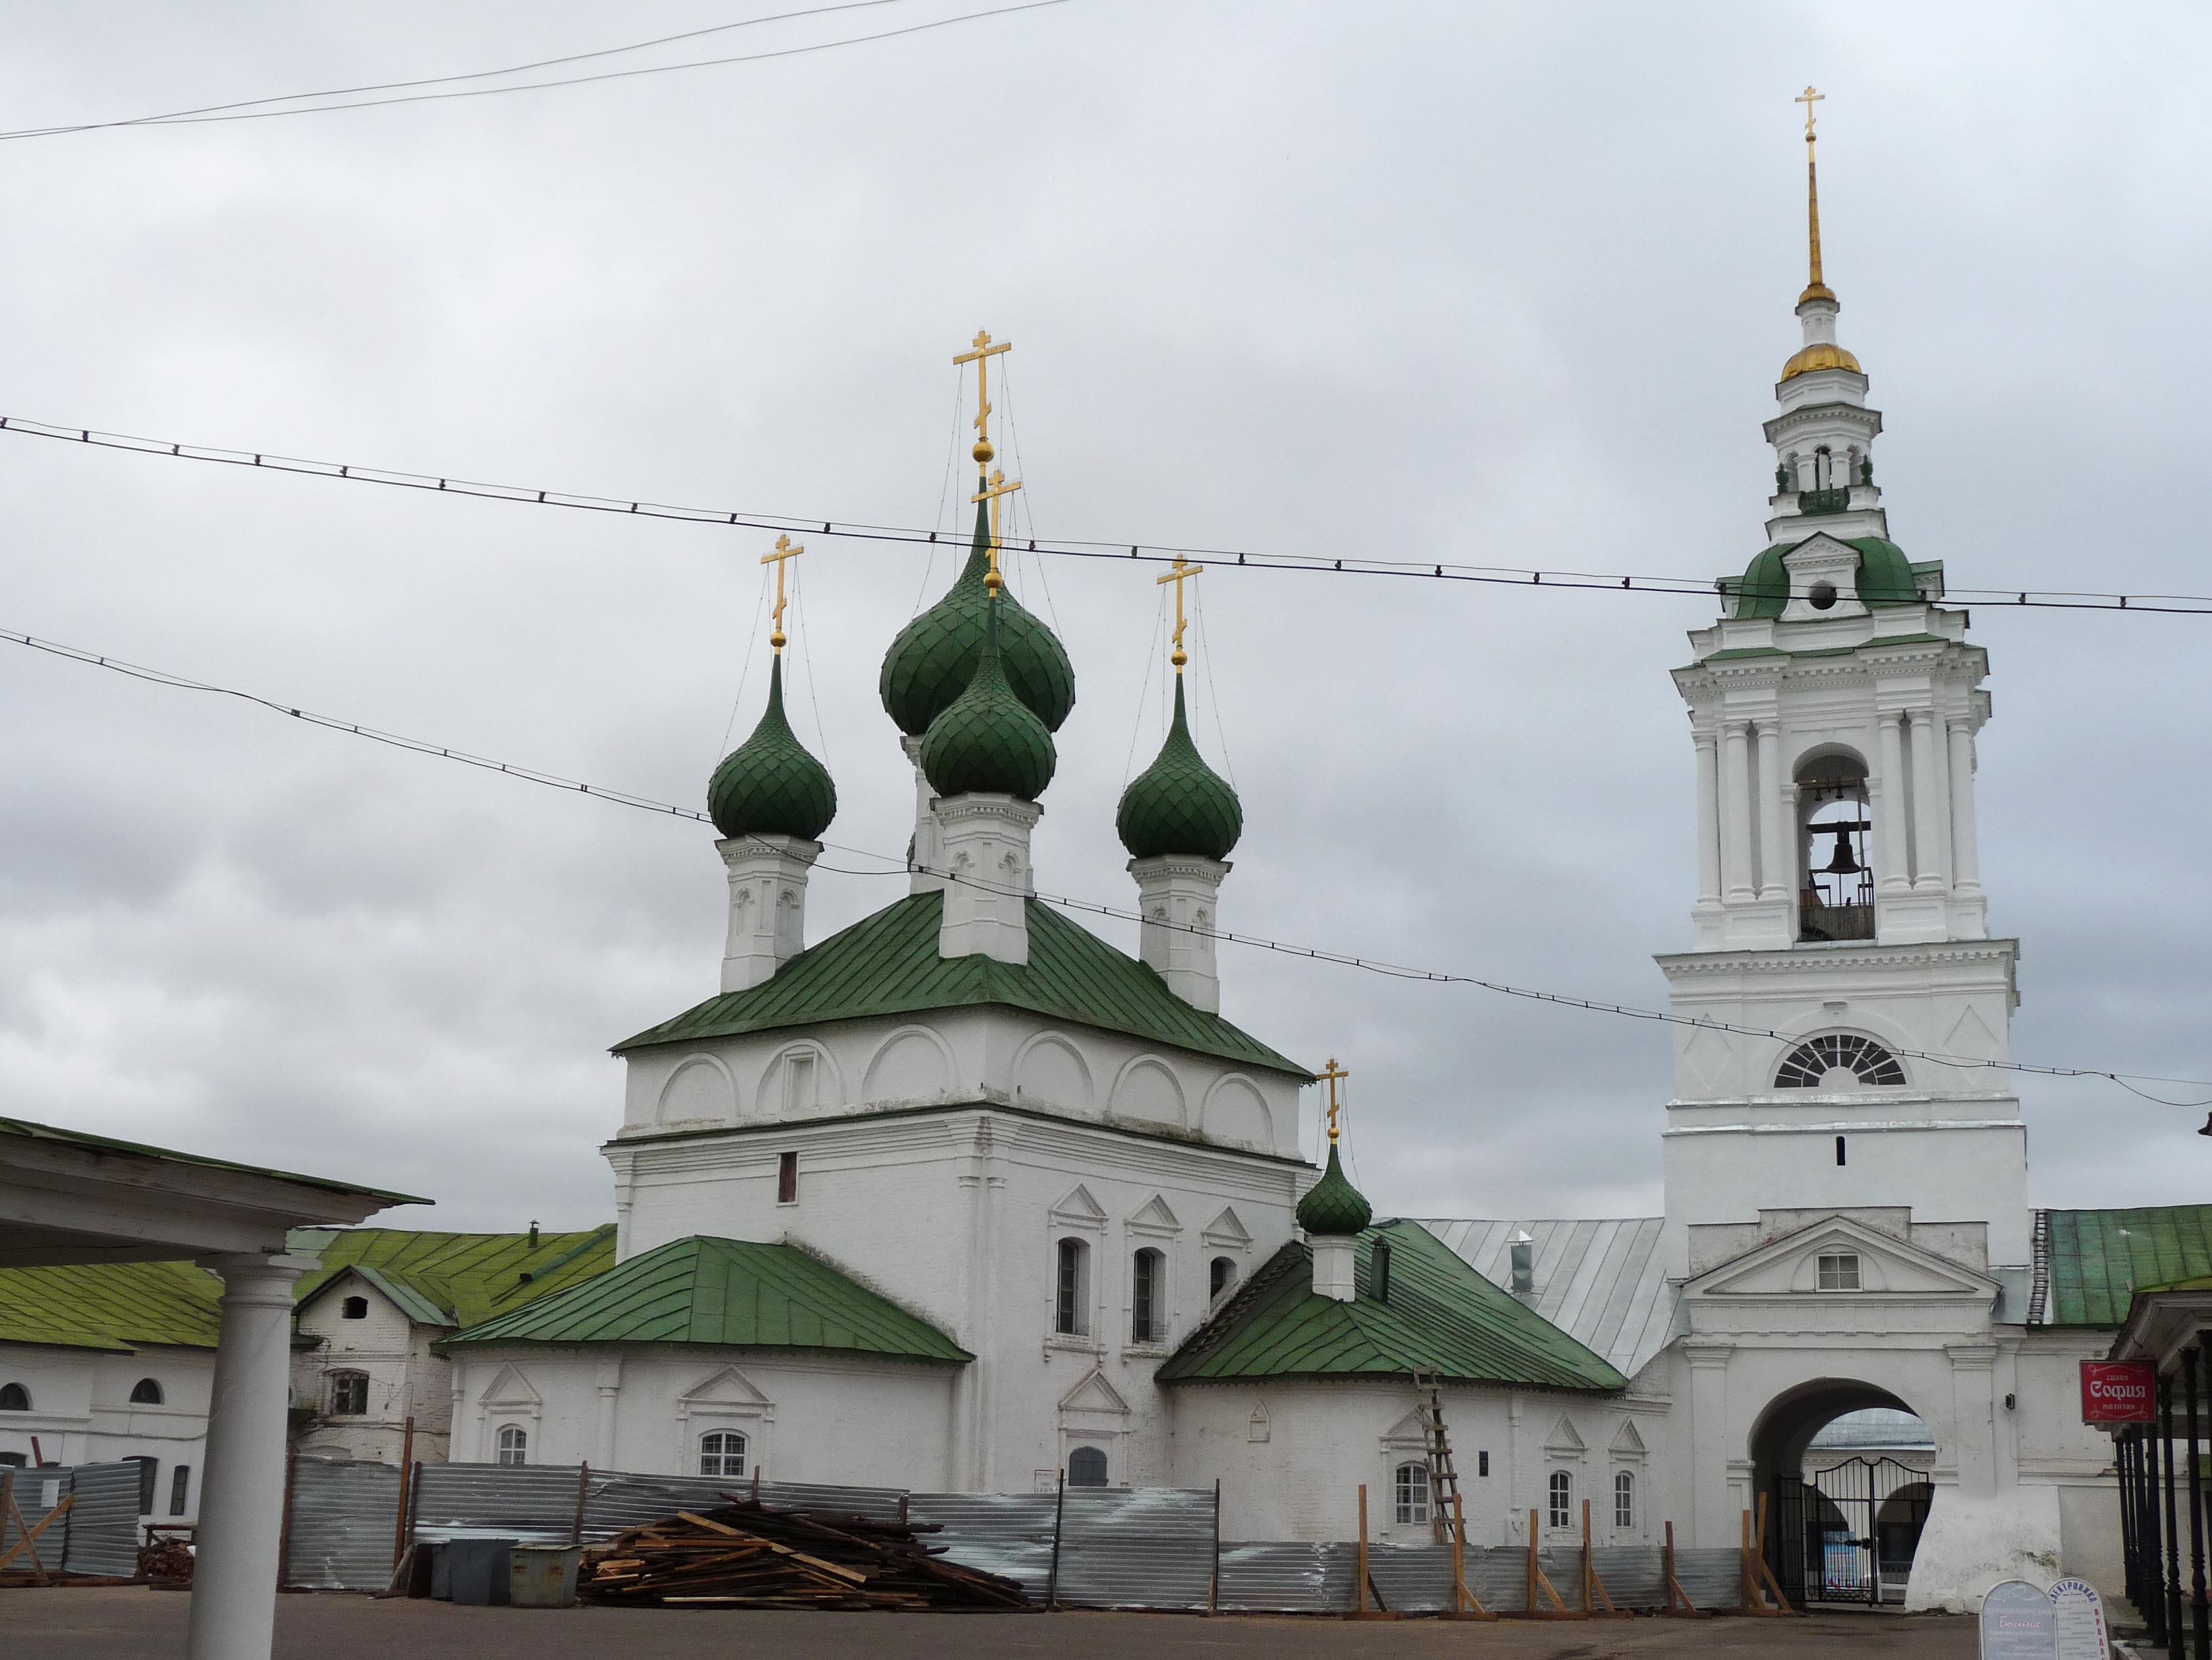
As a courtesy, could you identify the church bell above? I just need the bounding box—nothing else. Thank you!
[1821,827,1861,876]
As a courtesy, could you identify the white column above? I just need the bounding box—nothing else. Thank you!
[1720,722,1754,901]
[1130,854,1229,1012]
[189,1252,316,1660]
[1874,713,1912,895]
[1693,730,1722,905]
[936,794,1040,964]
[903,736,947,896]
[719,834,820,993]
[1947,718,1982,894]
[1755,722,1788,900]
[592,1359,622,1469]
[1908,709,1945,892]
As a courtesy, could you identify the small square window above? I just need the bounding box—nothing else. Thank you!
[1817,1252,1861,1291]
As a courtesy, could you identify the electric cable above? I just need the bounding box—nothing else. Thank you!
[5,414,2204,615]
[5,618,2207,1108]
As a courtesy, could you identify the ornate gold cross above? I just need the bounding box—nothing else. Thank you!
[970,469,1022,591]
[953,328,1012,466]
[1796,84,1823,140]
[1156,556,1200,670]
[1319,1058,1349,1144]
[760,533,803,651]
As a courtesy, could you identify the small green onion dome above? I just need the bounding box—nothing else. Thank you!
[1116,678,1242,861]
[1295,1144,1372,1238]
[707,657,836,841]
[880,494,1076,736]
[919,592,1057,801]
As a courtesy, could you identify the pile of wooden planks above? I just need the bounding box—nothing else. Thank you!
[581,1498,1027,1611]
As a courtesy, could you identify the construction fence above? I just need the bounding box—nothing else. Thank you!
[0,1461,144,1580]
[281,1455,1759,1616]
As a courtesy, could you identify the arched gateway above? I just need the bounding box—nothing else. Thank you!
[1751,1382,1933,1605]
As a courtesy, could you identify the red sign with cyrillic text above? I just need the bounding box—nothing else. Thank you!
[2082,1361,2157,1424]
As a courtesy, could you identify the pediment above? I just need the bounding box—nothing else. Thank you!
[1129,1194,1182,1236]
[1379,1407,1428,1445]
[1687,1214,1998,1300]
[680,1364,771,1408]
[1611,1420,1648,1457]
[1544,1414,1586,1455]
[1050,1183,1108,1227]
[1058,1368,1130,1416]
[1202,1207,1253,1250]
[480,1362,541,1407]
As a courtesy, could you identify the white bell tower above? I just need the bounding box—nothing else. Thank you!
[1656,99,2027,1277]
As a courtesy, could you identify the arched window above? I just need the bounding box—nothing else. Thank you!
[327,1371,369,1416]
[1067,1446,1108,1487]
[1776,1033,1906,1089]
[341,1296,368,1320]
[1054,1238,1091,1337]
[130,1378,164,1405]
[1131,1248,1165,1344]
[1394,1461,1430,1525]
[1547,1470,1573,1529]
[0,1382,30,1411]
[1797,755,1873,940]
[698,1430,748,1478]
[1613,1470,1635,1529]
[495,1425,529,1467]
[1210,1256,1237,1299]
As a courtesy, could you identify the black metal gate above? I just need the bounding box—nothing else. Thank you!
[1772,1457,1932,1605]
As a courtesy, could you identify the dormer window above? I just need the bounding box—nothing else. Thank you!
[1817,1252,1862,1291]
[341,1296,368,1320]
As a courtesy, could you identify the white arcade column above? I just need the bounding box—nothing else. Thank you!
[188,1252,317,1660]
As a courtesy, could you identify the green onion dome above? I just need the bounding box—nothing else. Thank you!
[880,494,1076,736]
[1295,1145,1372,1238]
[707,658,836,841]
[1116,678,1242,861]
[919,592,1057,801]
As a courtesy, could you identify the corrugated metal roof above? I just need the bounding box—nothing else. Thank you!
[0,1259,226,1351]
[1157,1220,1625,1391]
[441,1234,971,1362]
[1414,1217,1680,1380]
[290,1225,616,1329]
[614,891,1306,1077]
[2040,1205,2212,1327]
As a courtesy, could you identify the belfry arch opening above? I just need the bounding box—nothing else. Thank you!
[1751,1380,1937,1607]
[1796,754,1872,942]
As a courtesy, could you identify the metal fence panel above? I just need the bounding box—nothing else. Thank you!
[1590,1545,1666,1609]
[1054,1487,1216,1611]
[285,1457,405,1591]
[61,1463,142,1578]
[756,1480,907,1523]
[1674,1545,1744,1611]
[1214,1540,1358,1613]
[409,1463,582,1545]
[1,1465,77,1563]
[1365,1541,1456,1612]
[905,1491,1058,1597]
[1468,1545,1530,1613]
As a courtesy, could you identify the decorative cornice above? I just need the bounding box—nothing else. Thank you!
[1656,938,2020,977]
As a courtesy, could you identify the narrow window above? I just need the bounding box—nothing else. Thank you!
[1067,1446,1108,1487]
[1394,1461,1431,1525]
[168,1465,191,1517]
[1054,1238,1089,1337]
[784,1053,817,1116]
[0,1452,26,1469]
[1548,1470,1573,1529]
[496,1425,529,1467]
[1132,1248,1164,1344]
[130,1378,164,1405]
[1614,1470,1635,1529]
[698,1430,748,1478]
[341,1296,368,1320]
[1477,1450,1489,1479]
[0,1382,30,1411]
[1210,1256,1237,1299]
[777,1151,798,1205]
[1835,1135,1847,1168]
[1817,1252,1862,1291]
[1373,1239,1392,1302]
[128,1455,158,1514]
[328,1371,370,1415]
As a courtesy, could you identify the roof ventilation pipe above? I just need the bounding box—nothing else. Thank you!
[1509,1230,1535,1297]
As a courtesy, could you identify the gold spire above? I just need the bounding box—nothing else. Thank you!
[970,468,1022,594]
[1796,86,1835,305]
[953,328,1011,466]
[760,533,804,653]
[1319,1058,1349,1144]
[1157,556,1200,671]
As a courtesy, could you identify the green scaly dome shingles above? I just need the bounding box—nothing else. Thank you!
[1295,1145,1372,1236]
[708,658,837,841]
[1730,536,1922,620]
[920,591,1057,800]
[880,495,1076,736]
[1117,678,1242,860]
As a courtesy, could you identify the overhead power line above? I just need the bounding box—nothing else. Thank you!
[5,620,2207,1108]
[0,0,1078,142]
[5,414,2209,616]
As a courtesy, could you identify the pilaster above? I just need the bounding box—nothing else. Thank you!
[903,734,948,896]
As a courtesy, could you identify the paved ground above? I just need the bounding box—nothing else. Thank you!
[0,1588,1980,1658]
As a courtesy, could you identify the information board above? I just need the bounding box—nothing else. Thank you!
[2049,1578,2110,1660]
[1980,1579,2056,1660]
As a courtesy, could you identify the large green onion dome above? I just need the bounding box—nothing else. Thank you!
[1295,1145,1372,1238]
[707,658,837,841]
[1116,678,1242,861]
[919,592,1057,801]
[880,495,1075,736]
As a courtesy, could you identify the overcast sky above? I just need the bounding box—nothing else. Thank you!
[0,2,2205,1233]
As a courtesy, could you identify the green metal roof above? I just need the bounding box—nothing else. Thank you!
[290,1225,618,1329]
[1157,1219,1627,1391]
[2043,1206,2212,1327]
[0,1260,227,1353]
[614,889,1307,1077]
[0,1116,427,1205]
[441,1235,970,1362]
[1726,537,1928,620]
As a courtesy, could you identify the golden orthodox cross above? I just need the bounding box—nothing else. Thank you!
[1319,1058,1349,1144]
[1156,556,1200,670]
[760,533,803,651]
[970,468,1022,589]
[1796,85,1823,140]
[953,328,1012,466]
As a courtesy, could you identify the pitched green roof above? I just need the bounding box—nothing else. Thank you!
[1157,1219,1626,1392]
[290,1225,618,1329]
[2043,1206,2212,1328]
[441,1235,970,1363]
[614,889,1305,1077]
[0,1260,226,1353]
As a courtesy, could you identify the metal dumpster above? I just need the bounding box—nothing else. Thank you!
[510,1545,581,1609]
[444,1537,518,1605]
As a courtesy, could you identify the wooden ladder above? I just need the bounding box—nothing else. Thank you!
[1410,1368,1462,1544]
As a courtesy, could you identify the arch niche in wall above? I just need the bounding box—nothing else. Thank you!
[1201,1075,1272,1148]
[1108,1057,1185,1130]
[861,1027,956,1104]
[1012,1033,1095,1114]
[657,1055,738,1126]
